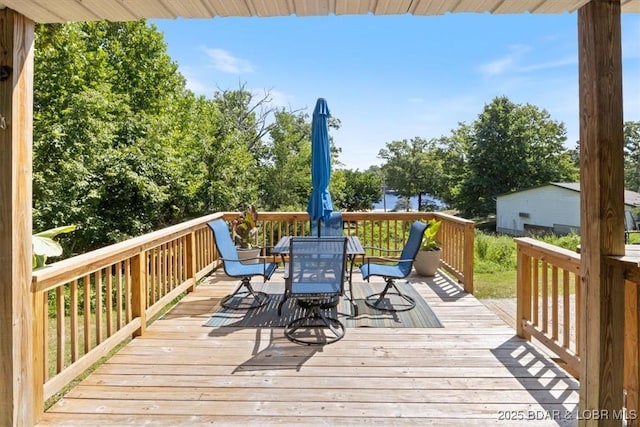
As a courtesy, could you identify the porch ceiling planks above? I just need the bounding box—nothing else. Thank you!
[0,0,638,23]
[37,271,579,426]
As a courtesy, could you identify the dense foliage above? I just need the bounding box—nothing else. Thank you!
[624,121,640,193]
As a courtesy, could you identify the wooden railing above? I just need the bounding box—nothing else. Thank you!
[224,211,475,293]
[515,237,581,377]
[31,212,223,411]
[31,210,474,417]
[515,237,639,423]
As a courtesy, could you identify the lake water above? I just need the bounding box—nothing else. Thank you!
[373,192,444,211]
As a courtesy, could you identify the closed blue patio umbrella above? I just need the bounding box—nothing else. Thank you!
[307,98,333,236]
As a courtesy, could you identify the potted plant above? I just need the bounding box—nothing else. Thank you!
[414,218,442,276]
[231,205,261,263]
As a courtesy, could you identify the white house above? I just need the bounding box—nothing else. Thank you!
[496,182,640,236]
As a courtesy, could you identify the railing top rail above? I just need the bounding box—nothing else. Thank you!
[32,212,223,292]
[253,211,473,225]
[515,237,581,270]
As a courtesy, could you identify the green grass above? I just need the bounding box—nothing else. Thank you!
[471,230,581,299]
[473,270,517,299]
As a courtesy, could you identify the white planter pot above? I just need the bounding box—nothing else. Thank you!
[237,248,261,264]
[414,249,441,276]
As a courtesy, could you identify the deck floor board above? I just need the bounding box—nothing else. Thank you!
[38,270,579,426]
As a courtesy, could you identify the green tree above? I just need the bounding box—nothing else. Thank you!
[434,125,472,208]
[624,121,640,192]
[259,109,312,211]
[456,96,577,218]
[34,21,205,252]
[340,169,383,211]
[377,137,444,211]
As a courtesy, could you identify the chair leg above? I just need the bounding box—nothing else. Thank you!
[285,303,345,345]
[220,277,269,310]
[277,293,289,316]
[365,277,416,312]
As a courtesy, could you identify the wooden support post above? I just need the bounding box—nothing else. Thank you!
[0,9,35,427]
[463,222,474,294]
[516,245,532,339]
[625,280,639,426]
[578,1,626,425]
[131,251,147,337]
[186,231,197,292]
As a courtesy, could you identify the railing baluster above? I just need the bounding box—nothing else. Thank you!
[542,261,548,334]
[575,273,581,354]
[552,265,558,341]
[115,262,123,329]
[55,286,64,373]
[563,270,570,349]
[70,279,78,362]
[533,259,539,326]
[95,268,102,345]
[83,274,90,354]
[41,291,48,381]
[124,258,131,324]
[106,266,113,338]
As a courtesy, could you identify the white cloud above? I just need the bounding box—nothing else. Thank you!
[479,56,516,76]
[203,48,254,74]
[479,45,575,77]
[479,44,529,76]
[519,56,577,72]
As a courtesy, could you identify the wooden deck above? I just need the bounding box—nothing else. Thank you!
[38,270,579,426]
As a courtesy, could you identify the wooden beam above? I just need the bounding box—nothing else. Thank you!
[625,280,639,426]
[0,8,35,427]
[578,1,626,425]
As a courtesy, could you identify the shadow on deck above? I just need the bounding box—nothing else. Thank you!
[38,269,579,426]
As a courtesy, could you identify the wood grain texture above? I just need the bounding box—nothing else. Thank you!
[0,8,35,427]
[578,1,626,425]
[37,271,579,426]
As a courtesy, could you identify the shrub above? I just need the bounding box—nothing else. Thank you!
[539,232,580,251]
[474,231,516,271]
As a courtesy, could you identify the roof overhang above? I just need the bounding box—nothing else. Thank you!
[1,0,638,24]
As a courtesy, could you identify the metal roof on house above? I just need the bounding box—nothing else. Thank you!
[499,182,640,207]
[1,0,638,24]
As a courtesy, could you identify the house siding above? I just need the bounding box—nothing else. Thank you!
[497,186,581,236]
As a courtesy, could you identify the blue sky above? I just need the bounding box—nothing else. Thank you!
[152,13,640,171]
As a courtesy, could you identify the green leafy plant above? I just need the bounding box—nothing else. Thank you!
[420,219,442,251]
[231,205,259,249]
[32,225,77,268]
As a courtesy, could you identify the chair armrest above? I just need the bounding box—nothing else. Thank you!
[361,256,415,264]
[220,255,277,265]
